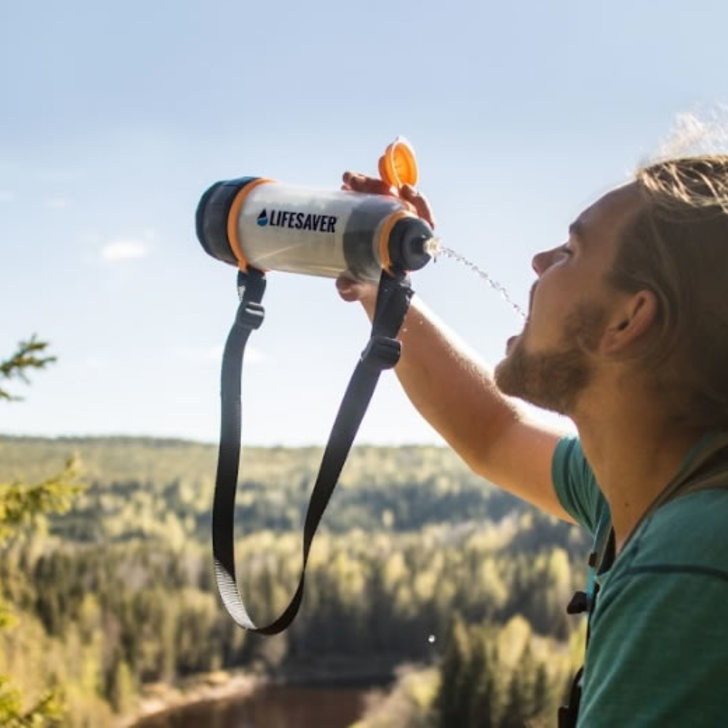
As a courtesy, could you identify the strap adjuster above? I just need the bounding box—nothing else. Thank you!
[566,590,588,615]
[236,301,265,330]
[361,335,401,370]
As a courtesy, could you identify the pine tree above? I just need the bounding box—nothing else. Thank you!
[436,614,473,727]
[108,650,135,715]
[499,645,543,728]
[0,338,83,727]
[467,634,498,728]
[0,336,55,402]
[500,672,529,728]
[532,662,550,719]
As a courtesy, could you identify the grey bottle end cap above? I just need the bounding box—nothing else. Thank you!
[196,177,259,266]
[388,217,435,273]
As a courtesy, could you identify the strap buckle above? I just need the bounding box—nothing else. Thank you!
[235,301,265,330]
[361,335,401,370]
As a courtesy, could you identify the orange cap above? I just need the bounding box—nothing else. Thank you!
[378,136,419,188]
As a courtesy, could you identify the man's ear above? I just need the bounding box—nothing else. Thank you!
[600,290,658,356]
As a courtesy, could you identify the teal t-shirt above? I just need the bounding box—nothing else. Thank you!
[552,437,728,727]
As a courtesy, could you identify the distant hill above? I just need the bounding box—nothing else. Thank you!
[0,435,582,550]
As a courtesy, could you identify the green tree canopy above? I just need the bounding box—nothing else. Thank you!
[0,338,82,727]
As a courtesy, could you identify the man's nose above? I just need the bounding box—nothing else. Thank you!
[531,248,556,276]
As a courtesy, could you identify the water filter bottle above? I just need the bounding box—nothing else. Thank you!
[196,138,437,281]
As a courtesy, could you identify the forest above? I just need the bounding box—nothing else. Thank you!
[0,435,591,727]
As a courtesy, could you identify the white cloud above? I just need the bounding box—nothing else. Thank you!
[101,239,149,262]
[45,197,70,209]
[245,346,265,364]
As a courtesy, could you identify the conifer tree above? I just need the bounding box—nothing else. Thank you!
[436,614,473,727]
[532,662,550,719]
[467,634,499,728]
[500,672,527,728]
[0,337,83,727]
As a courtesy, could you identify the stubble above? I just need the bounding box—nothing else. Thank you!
[494,304,606,415]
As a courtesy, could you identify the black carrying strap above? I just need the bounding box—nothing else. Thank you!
[212,268,414,634]
[558,526,614,728]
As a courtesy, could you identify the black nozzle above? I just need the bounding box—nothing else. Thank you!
[388,217,434,273]
[196,177,259,266]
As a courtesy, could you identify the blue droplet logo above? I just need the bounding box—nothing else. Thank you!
[257,209,268,226]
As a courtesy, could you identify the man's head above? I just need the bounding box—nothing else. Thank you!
[496,155,728,428]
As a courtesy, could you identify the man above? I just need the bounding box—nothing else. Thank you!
[339,157,728,725]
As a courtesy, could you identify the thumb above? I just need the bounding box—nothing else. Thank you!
[335,275,378,309]
[400,185,436,229]
[336,275,363,302]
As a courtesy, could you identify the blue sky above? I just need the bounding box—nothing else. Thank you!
[1,0,726,445]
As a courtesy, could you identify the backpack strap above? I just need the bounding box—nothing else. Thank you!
[560,516,614,727]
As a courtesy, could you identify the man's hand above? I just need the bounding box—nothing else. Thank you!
[335,275,376,308]
[336,171,436,312]
[341,171,436,228]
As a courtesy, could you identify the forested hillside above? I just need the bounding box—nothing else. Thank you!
[0,436,590,726]
[0,436,577,539]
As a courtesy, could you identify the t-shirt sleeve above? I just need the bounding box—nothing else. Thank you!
[551,436,606,535]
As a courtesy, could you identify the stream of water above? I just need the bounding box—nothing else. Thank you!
[437,246,527,321]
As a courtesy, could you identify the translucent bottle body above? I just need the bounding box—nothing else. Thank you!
[197,178,434,281]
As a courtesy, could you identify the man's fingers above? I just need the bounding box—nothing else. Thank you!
[401,185,436,229]
[335,275,378,304]
[341,173,436,229]
[336,276,358,302]
[342,172,393,196]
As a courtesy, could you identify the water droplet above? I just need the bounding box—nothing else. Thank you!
[428,634,436,644]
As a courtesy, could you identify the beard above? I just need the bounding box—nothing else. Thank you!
[494,303,606,415]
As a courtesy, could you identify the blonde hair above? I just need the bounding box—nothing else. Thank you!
[609,156,728,428]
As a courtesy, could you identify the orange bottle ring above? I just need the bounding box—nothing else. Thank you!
[227,179,274,272]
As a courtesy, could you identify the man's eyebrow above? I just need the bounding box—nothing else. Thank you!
[569,220,586,243]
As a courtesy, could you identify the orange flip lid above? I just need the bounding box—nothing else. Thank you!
[378,136,419,188]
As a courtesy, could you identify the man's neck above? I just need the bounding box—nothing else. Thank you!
[573,391,702,552]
